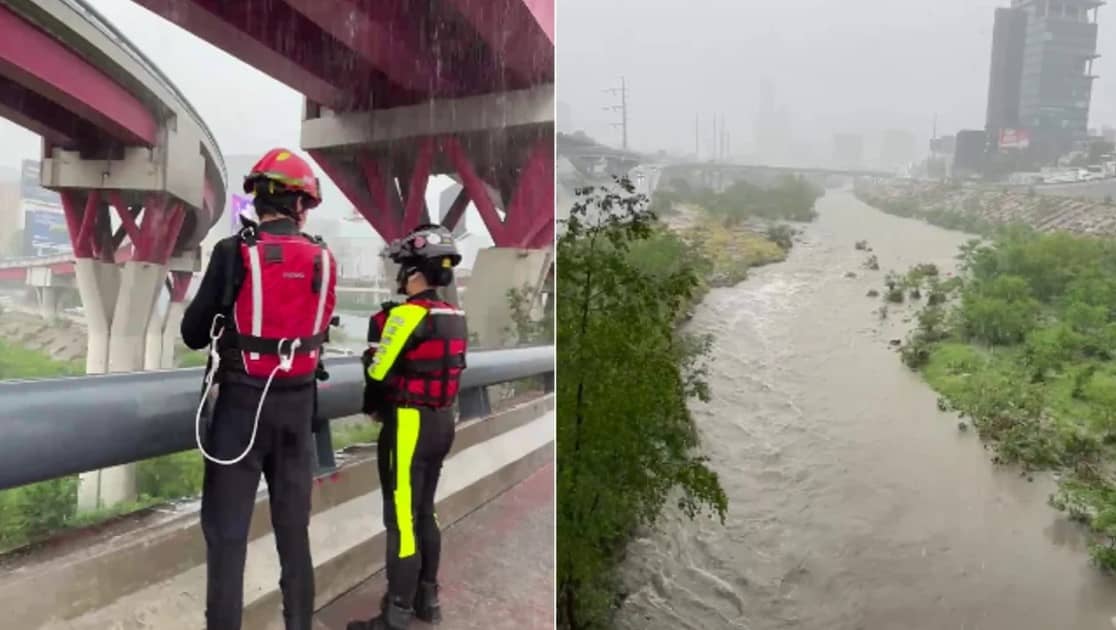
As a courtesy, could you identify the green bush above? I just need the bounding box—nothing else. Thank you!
[891,227,1116,571]
[557,179,726,629]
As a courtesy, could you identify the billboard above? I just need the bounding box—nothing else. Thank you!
[20,160,69,257]
[999,128,1031,149]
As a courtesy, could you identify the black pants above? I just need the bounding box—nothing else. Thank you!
[201,382,316,630]
[377,405,456,606]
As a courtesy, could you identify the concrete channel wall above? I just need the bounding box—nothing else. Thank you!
[0,395,555,629]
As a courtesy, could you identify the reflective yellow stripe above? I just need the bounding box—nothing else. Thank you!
[394,407,420,558]
[367,304,427,382]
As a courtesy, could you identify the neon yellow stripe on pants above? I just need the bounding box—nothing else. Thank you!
[394,407,420,558]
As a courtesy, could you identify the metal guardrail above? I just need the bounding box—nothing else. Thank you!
[0,346,554,491]
[61,0,227,182]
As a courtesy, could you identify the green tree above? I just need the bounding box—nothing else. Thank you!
[557,179,727,629]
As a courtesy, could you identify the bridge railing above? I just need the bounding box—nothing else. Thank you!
[0,346,554,492]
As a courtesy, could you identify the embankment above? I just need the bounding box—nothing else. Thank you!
[856,179,1116,236]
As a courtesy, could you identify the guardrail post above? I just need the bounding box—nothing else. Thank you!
[313,421,336,473]
[458,386,491,421]
[542,371,554,393]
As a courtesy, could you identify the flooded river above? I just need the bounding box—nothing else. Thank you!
[618,190,1116,630]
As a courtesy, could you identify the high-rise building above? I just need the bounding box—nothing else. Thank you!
[986,7,1028,133]
[1000,0,1102,161]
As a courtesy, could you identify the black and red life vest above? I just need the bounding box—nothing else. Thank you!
[370,298,467,408]
[229,228,337,380]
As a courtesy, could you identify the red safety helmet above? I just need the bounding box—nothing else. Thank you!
[243,148,322,209]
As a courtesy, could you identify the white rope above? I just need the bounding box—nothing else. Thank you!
[194,313,302,466]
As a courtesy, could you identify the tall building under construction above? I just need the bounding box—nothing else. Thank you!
[986,0,1102,162]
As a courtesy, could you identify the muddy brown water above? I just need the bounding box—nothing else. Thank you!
[618,190,1116,630]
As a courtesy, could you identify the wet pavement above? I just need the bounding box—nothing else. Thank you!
[314,462,554,630]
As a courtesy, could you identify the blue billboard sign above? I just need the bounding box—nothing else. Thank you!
[23,206,70,257]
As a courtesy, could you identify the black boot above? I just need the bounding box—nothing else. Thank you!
[346,597,413,630]
[413,582,442,624]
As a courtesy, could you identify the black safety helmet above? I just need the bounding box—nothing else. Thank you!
[390,224,462,291]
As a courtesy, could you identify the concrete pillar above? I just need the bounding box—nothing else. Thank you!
[143,304,164,370]
[73,259,119,375]
[461,247,551,348]
[160,300,186,369]
[36,287,59,321]
[77,260,165,510]
[108,261,165,374]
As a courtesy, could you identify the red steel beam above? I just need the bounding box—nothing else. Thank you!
[282,0,457,97]
[443,136,507,244]
[441,187,470,232]
[503,137,553,248]
[0,5,157,146]
[129,0,345,108]
[440,0,554,85]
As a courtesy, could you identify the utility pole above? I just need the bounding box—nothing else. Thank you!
[604,77,629,149]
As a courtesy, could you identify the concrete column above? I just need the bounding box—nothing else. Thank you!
[36,287,59,321]
[73,259,120,375]
[461,247,551,348]
[108,261,165,374]
[75,258,121,511]
[143,304,165,370]
[77,261,165,510]
[160,300,186,369]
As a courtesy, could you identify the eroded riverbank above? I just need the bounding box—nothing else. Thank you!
[618,189,1116,630]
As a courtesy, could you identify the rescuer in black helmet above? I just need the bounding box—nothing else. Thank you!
[348,224,468,630]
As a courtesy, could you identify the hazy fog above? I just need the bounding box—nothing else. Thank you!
[559,0,1116,162]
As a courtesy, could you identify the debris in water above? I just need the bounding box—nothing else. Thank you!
[889,338,902,347]
[958,421,968,432]
[845,271,857,278]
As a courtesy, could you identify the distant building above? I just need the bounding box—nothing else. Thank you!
[987,1,1102,164]
[986,7,1027,134]
[954,130,989,177]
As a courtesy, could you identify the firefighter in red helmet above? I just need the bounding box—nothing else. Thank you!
[182,148,337,630]
[347,224,467,630]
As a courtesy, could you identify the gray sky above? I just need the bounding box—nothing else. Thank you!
[0,0,492,260]
[559,0,1116,160]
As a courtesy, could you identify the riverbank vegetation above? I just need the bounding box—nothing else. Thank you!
[884,226,1116,569]
[856,186,1000,236]
[661,175,823,290]
[558,177,823,627]
[557,181,727,629]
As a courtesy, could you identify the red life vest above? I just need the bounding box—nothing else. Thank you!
[370,298,467,408]
[232,230,337,379]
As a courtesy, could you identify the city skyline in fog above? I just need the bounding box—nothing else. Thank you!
[558,0,1116,164]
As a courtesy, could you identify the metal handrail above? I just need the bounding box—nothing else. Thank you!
[0,345,554,491]
[59,0,227,182]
